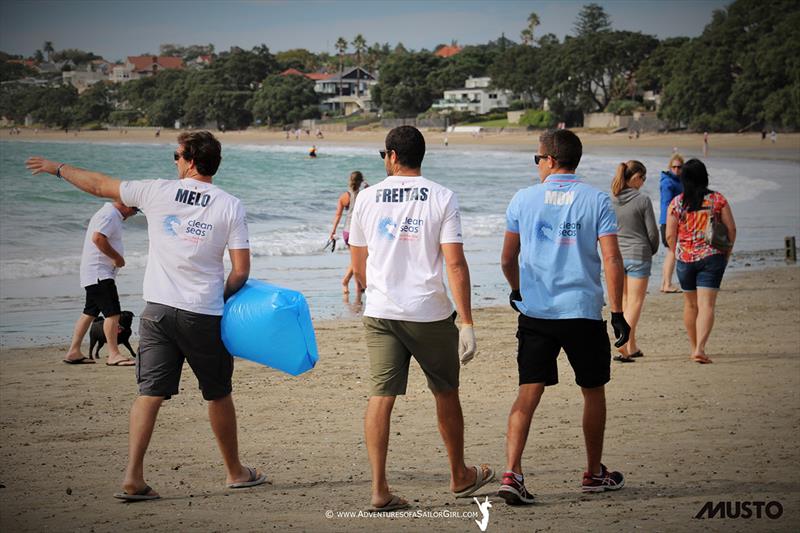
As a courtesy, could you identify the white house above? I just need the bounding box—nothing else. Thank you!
[310,67,377,115]
[432,77,513,115]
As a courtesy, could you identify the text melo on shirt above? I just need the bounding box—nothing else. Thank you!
[175,188,211,207]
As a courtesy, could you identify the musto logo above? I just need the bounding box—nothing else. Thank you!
[694,501,783,519]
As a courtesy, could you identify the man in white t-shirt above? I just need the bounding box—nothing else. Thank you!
[63,201,138,366]
[26,131,266,501]
[349,126,493,511]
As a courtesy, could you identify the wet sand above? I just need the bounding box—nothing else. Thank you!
[1,265,798,532]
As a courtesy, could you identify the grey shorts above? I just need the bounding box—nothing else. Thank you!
[137,302,233,401]
[363,313,459,396]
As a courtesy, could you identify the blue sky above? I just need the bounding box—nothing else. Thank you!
[0,0,729,62]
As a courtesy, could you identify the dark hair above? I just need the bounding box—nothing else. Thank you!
[680,158,711,211]
[539,129,582,170]
[349,170,364,191]
[385,126,425,169]
[177,131,222,176]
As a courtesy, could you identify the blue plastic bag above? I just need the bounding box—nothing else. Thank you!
[221,280,318,376]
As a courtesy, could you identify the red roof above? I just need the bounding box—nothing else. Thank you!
[280,68,305,77]
[127,55,184,73]
[435,45,463,58]
[306,72,333,80]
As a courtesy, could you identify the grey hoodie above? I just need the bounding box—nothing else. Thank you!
[611,188,659,261]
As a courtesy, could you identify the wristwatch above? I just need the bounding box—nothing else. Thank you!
[56,163,65,179]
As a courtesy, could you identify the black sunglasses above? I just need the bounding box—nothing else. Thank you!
[173,151,181,161]
[379,149,392,159]
[534,154,552,165]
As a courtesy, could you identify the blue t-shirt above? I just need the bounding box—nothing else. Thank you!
[506,174,618,320]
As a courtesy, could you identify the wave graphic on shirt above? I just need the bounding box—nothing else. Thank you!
[536,221,554,242]
[163,215,181,236]
[378,217,397,240]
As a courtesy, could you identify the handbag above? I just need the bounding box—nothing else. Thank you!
[704,194,733,251]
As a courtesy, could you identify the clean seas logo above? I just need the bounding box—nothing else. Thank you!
[163,215,181,236]
[536,221,554,242]
[378,217,398,240]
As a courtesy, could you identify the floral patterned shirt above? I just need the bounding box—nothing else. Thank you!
[669,191,729,263]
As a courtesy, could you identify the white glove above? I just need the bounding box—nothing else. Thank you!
[458,324,477,366]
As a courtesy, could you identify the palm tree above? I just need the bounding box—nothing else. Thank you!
[335,37,348,112]
[352,34,367,98]
[520,12,540,46]
[44,41,54,62]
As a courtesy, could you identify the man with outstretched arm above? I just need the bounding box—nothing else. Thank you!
[498,129,631,505]
[349,126,494,511]
[26,131,266,501]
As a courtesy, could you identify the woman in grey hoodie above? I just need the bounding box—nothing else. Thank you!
[610,161,659,362]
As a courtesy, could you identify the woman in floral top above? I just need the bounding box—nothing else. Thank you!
[666,159,737,364]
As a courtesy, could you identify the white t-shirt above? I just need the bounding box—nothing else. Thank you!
[80,202,124,288]
[120,178,249,315]
[348,175,463,321]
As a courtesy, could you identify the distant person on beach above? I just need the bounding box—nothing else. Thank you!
[659,154,684,293]
[761,129,767,141]
[309,145,317,158]
[610,161,659,363]
[329,170,367,295]
[666,158,736,364]
[703,131,709,156]
[770,129,777,143]
[499,129,629,504]
[26,131,266,500]
[63,201,139,366]
[349,126,491,511]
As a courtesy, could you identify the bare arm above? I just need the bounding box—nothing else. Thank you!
[350,245,368,289]
[442,243,473,325]
[500,231,521,290]
[665,204,678,251]
[720,204,737,258]
[25,157,121,200]
[224,248,250,301]
[92,232,124,268]
[599,235,624,313]
[329,193,348,239]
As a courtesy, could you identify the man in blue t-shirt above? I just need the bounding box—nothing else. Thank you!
[497,129,631,505]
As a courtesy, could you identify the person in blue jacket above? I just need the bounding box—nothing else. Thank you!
[659,154,684,293]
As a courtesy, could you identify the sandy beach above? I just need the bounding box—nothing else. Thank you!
[4,127,799,161]
[0,265,798,532]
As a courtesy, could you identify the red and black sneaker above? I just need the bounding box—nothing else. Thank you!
[582,464,625,493]
[498,471,535,505]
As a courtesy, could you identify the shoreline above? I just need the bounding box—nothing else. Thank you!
[1,265,798,531]
[4,127,799,161]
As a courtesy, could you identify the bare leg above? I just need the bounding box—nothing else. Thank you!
[623,276,649,355]
[342,265,353,294]
[694,289,719,359]
[122,395,164,495]
[64,313,95,361]
[103,314,122,359]
[432,388,474,491]
[506,383,545,474]
[365,395,400,507]
[683,292,699,356]
[208,394,259,484]
[661,248,680,292]
[581,386,606,475]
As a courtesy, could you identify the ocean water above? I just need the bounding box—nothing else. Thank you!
[1,140,798,348]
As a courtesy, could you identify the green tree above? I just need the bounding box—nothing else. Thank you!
[352,34,367,97]
[33,85,78,128]
[488,45,541,107]
[335,37,348,102]
[43,41,54,61]
[573,3,611,35]
[250,73,319,125]
[74,81,114,125]
[276,49,319,72]
[373,51,442,116]
[520,12,540,45]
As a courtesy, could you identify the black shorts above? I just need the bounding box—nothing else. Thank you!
[83,278,121,318]
[137,302,234,401]
[660,224,668,248]
[516,314,611,388]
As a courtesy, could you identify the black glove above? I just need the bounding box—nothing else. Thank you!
[610,312,631,348]
[509,289,522,312]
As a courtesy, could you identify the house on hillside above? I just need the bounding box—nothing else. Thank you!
[280,67,377,116]
[110,55,184,83]
[432,76,513,115]
[62,60,112,93]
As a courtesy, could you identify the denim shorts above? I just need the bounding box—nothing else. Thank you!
[624,259,652,279]
[676,254,728,291]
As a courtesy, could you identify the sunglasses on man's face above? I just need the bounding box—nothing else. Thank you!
[671,165,682,169]
[379,149,390,159]
[534,154,551,165]
[174,151,182,161]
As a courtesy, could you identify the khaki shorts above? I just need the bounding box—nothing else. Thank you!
[363,313,459,396]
